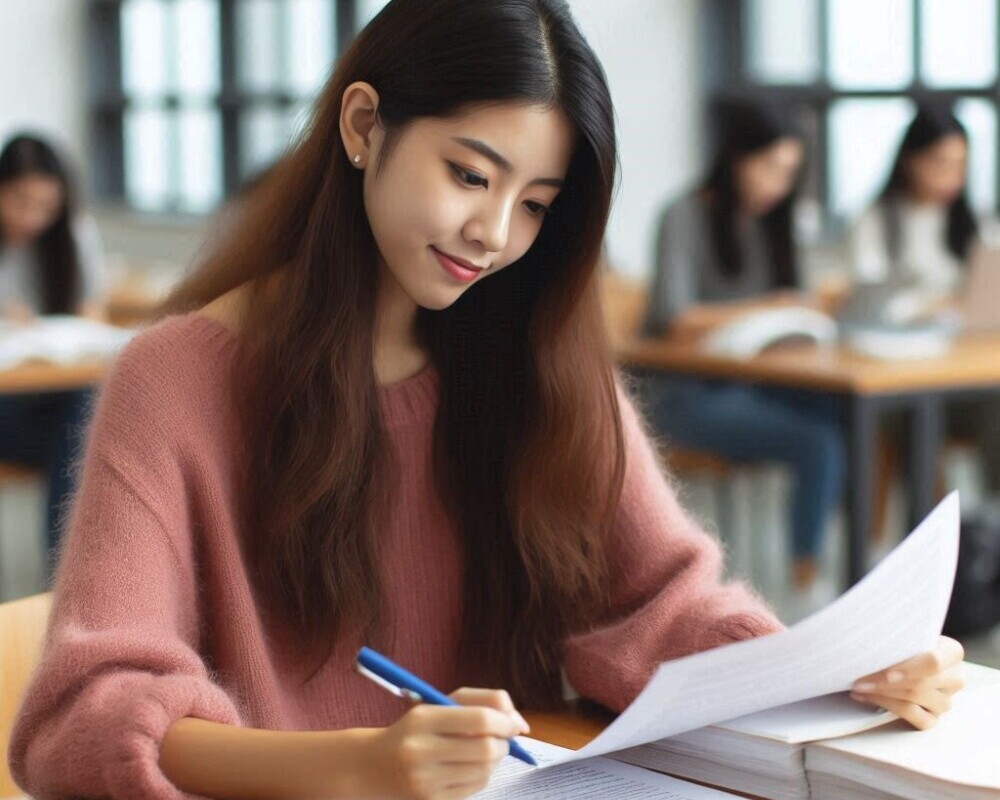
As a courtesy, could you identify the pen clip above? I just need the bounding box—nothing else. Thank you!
[356,662,423,703]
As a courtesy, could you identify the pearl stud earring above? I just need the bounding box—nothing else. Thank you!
[353,154,362,165]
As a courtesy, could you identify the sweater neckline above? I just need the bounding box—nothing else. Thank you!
[186,311,439,427]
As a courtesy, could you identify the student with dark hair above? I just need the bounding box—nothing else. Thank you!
[641,99,845,594]
[0,133,106,560]
[10,5,962,798]
[848,103,1000,508]
[848,103,978,292]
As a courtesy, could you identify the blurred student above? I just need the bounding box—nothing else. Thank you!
[641,99,844,592]
[847,104,1000,502]
[847,103,977,295]
[0,134,107,564]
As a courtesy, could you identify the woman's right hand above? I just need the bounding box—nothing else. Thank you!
[362,688,530,799]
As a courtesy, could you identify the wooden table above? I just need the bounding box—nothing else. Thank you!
[0,360,107,396]
[621,334,1000,584]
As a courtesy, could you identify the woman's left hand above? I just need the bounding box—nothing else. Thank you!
[850,636,965,730]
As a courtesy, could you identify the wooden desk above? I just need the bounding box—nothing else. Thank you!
[621,334,1000,584]
[106,281,163,328]
[0,360,107,395]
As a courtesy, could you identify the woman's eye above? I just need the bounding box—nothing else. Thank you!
[524,201,551,217]
[449,163,488,189]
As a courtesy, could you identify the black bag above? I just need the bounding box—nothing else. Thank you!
[943,508,1000,638]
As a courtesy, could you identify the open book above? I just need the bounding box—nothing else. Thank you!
[612,663,1000,800]
[475,494,999,798]
[0,316,135,371]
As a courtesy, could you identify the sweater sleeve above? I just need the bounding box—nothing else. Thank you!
[8,340,243,800]
[564,387,784,712]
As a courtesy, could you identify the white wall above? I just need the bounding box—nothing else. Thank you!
[0,0,704,281]
[0,0,87,176]
[570,0,704,280]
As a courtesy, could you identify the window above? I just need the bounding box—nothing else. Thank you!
[710,0,1000,222]
[87,0,358,214]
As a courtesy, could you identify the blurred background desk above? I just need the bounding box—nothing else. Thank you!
[621,334,1000,585]
[0,361,107,396]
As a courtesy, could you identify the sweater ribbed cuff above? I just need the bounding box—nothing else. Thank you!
[100,674,242,800]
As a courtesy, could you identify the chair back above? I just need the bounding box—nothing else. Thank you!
[0,593,52,798]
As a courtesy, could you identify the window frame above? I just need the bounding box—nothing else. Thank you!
[86,0,359,213]
[703,0,1000,224]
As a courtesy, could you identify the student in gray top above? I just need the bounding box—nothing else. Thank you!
[640,100,844,594]
[0,134,106,571]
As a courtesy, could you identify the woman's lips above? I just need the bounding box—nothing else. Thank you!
[432,247,483,283]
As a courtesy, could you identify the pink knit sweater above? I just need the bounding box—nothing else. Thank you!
[9,313,782,799]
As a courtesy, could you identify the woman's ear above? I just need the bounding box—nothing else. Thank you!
[340,82,380,170]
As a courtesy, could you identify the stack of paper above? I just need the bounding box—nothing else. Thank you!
[615,666,999,800]
[614,692,895,800]
[0,316,135,370]
[806,669,1000,800]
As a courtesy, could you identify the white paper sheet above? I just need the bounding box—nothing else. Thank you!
[543,492,960,766]
[0,316,134,370]
[474,738,744,798]
[718,692,896,743]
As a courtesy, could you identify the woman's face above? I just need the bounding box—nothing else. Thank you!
[0,173,65,246]
[734,137,804,217]
[905,133,968,205]
[362,102,574,311]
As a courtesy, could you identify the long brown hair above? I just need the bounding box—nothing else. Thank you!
[0,135,82,313]
[165,0,624,708]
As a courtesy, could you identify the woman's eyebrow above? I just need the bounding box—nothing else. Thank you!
[451,137,564,188]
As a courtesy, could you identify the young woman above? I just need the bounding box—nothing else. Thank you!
[641,100,845,592]
[0,134,106,560]
[10,4,963,799]
[848,103,977,294]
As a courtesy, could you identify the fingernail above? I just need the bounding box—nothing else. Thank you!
[512,711,530,733]
[854,682,875,692]
[887,670,904,684]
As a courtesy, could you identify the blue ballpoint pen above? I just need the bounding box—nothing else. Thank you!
[356,646,537,767]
